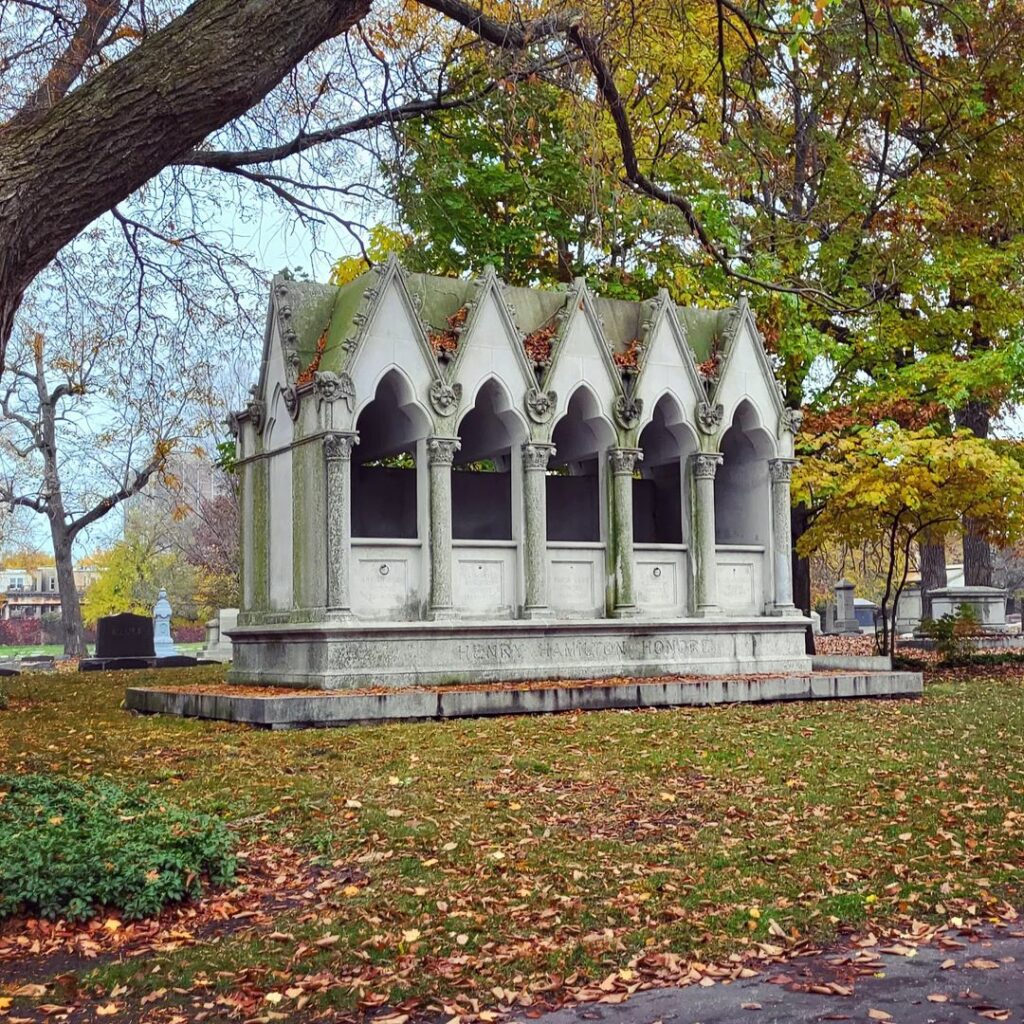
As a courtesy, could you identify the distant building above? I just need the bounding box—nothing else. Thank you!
[0,564,99,619]
[124,451,224,534]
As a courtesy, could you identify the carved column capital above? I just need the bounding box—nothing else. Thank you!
[768,457,798,484]
[691,453,723,480]
[427,437,461,466]
[324,431,359,461]
[522,442,556,472]
[608,447,643,475]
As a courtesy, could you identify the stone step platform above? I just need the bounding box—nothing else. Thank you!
[81,655,199,672]
[126,670,923,729]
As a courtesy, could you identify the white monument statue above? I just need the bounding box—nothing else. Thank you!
[227,258,811,690]
[152,588,178,659]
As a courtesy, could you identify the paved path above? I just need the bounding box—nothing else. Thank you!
[525,927,1024,1024]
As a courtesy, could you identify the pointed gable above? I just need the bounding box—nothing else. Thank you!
[545,281,623,422]
[450,270,539,406]
[345,260,444,414]
[632,292,704,432]
[710,300,785,430]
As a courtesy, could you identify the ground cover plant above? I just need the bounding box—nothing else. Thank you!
[0,773,236,922]
[0,664,1021,1021]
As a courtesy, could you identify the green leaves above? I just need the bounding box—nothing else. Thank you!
[0,773,235,922]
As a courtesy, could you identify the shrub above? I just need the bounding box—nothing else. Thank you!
[172,622,206,643]
[0,618,43,646]
[919,604,981,664]
[0,773,236,922]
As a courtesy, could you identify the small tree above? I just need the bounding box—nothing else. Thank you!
[794,426,1024,656]
[0,312,216,655]
[82,522,199,627]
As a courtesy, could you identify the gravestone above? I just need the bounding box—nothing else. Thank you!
[199,607,238,662]
[823,603,836,634]
[895,583,922,634]
[854,598,879,630]
[833,579,861,634]
[153,589,178,658]
[95,613,155,659]
[928,586,1009,633]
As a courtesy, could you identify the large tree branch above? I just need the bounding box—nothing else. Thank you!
[414,0,582,48]
[179,91,491,170]
[0,0,373,371]
[567,25,847,311]
[7,0,126,131]
[66,453,163,541]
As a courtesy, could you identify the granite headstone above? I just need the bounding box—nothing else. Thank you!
[95,613,155,659]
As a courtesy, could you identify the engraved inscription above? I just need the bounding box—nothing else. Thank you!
[455,559,505,612]
[637,560,679,608]
[549,560,595,611]
[355,557,408,613]
[718,561,756,611]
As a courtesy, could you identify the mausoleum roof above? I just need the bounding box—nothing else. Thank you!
[267,260,746,390]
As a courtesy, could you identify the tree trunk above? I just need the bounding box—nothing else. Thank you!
[955,398,993,585]
[49,517,87,657]
[919,537,947,619]
[0,0,370,364]
[792,502,815,654]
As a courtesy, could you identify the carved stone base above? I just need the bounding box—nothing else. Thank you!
[225,616,813,690]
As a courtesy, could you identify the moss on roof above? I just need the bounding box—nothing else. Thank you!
[502,285,568,336]
[271,265,738,377]
[405,272,475,331]
[592,296,644,352]
[674,306,732,363]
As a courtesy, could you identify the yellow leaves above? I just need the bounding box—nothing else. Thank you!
[401,928,422,944]
[11,985,46,998]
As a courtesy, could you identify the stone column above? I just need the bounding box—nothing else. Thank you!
[325,431,359,619]
[768,458,798,614]
[522,442,556,618]
[427,437,461,619]
[690,453,723,616]
[609,447,643,617]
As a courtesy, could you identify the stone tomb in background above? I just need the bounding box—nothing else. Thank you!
[222,259,822,691]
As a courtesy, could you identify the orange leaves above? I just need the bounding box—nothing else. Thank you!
[295,327,328,386]
[612,337,641,370]
[429,306,469,358]
[524,323,556,365]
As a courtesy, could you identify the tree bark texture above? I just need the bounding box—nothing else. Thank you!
[791,502,814,654]
[50,518,88,657]
[956,398,993,586]
[918,537,947,619]
[0,0,371,365]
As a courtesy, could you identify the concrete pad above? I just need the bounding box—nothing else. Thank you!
[126,670,923,729]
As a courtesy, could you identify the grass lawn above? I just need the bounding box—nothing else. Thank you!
[0,643,68,658]
[0,641,204,659]
[1,666,1023,1019]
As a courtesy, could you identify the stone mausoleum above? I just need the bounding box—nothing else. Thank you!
[228,257,811,689]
